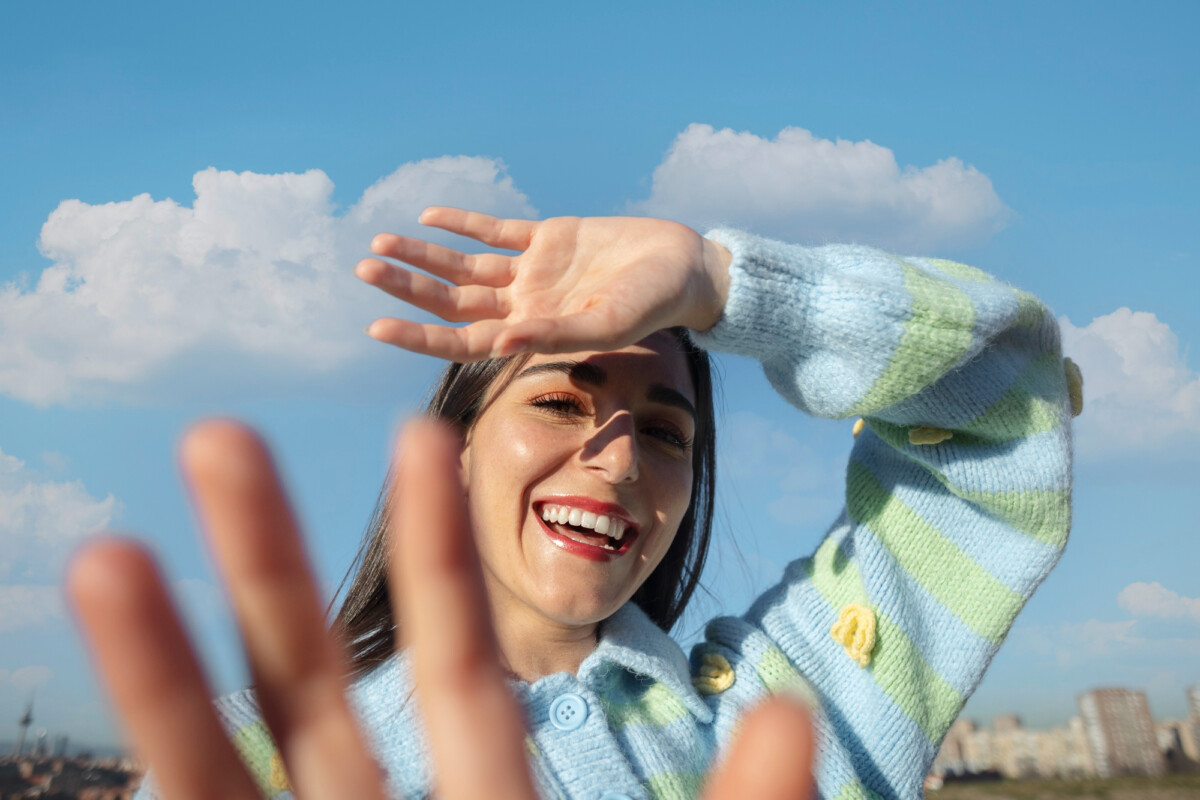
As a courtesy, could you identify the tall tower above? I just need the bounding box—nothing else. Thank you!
[14,698,32,757]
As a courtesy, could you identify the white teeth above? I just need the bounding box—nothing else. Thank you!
[539,504,632,542]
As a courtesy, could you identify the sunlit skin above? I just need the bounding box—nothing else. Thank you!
[460,332,696,681]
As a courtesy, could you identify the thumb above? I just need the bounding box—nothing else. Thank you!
[702,696,816,800]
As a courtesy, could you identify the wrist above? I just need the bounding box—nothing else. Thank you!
[687,236,732,332]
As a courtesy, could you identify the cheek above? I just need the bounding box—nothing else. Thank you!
[465,417,564,508]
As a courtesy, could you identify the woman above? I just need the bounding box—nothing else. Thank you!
[70,209,1076,799]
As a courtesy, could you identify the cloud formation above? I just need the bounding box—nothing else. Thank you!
[0,585,64,635]
[0,666,53,692]
[1015,617,1200,669]
[1060,308,1200,456]
[1118,581,1200,624]
[0,157,537,406]
[0,447,118,580]
[629,124,1010,252]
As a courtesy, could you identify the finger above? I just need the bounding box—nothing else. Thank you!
[702,696,816,800]
[366,317,512,361]
[368,233,514,287]
[419,206,539,251]
[493,309,629,356]
[67,538,262,800]
[356,258,507,322]
[390,421,538,800]
[181,420,386,800]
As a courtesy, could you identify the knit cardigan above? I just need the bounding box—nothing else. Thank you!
[136,229,1075,800]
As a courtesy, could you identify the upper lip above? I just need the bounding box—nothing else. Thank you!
[533,495,641,536]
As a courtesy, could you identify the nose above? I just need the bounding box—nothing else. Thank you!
[580,413,639,484]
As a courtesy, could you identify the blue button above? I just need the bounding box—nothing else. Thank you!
[549,693,588,731]
[599,793,634,800]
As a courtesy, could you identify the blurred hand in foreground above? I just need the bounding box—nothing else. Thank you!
[356,208,733,362]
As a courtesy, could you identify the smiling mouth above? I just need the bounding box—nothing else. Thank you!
[536,502,639,557]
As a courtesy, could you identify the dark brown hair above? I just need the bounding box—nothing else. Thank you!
[331,329,716,678]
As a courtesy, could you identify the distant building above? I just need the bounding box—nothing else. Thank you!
[1079,688,1165,777]
[933,718,975,776]
[1030,717,1095,779]
[932,714,1096,780]
[1158,719,1199,770]
[1188,685,1200,761]
[990,715,1036,778]
[13,700,32,757]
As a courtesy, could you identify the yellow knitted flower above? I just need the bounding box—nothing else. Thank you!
[909,426,953,446]
[1064,357,1084,417]
[831,603,877,668]
[692,653,736,695]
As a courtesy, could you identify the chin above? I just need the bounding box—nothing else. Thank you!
[532,585,631,628]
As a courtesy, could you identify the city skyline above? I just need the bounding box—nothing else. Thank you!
[2,0,1198,748]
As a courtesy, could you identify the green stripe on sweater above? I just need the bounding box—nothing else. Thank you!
[852,262,976,415]
[600,679,690,730]
[846,462,1023,644]
[754,644,819,707]
[860,419,1070,548]
[1014,289,1046,328]
[925,257,993,284]
[805,538,961,742]
[833,777,886,800]
[645,771,704,800]
[959,488,1072,548]
[925,258,1044,330]
[959,351,1066,441]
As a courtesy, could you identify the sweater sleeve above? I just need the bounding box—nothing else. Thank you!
[691,229,1074,800]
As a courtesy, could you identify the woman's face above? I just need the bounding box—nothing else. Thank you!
[459,332,696,629]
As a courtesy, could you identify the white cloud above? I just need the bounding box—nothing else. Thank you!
[1060,309,1200,455]
[1015,618,1200,669]
[0,666,53,692]
[0,586,65,634]
[628,124,1010,252]
[0,446,118,580]
[1118,581,1200,624]
[0,157,537,407]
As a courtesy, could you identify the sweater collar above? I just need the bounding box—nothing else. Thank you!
[354,602,712,725]
[578,602,714,724]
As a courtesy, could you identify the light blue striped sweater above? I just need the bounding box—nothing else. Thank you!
[138,228,1074,800]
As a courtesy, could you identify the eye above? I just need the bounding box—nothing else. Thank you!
[644,421,693,453]
[530,392,586,417]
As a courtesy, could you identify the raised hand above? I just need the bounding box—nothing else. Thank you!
[68,420,813,799]
[355,209,733,362]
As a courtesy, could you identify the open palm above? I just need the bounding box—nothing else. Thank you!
[356,209,730,361]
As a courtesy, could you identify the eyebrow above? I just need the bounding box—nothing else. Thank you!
[515,360,696,419]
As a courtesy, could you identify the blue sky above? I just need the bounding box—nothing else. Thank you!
[1,0,1198,750]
